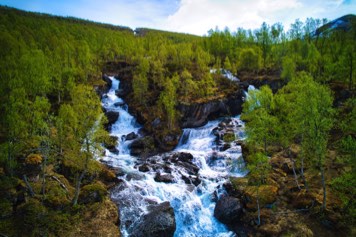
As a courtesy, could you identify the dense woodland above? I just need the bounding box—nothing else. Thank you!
[0,6,355,236]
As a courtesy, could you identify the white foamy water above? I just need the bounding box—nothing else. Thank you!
[102,76,247,237]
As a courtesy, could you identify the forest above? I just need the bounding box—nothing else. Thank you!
[0,5,355,237]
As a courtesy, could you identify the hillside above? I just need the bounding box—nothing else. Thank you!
[0,5,355,237]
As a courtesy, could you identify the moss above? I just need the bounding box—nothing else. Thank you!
[16,198,80,236]
[45,180,71,208]
[79,181,107,205]
[25,154,43,165]
[223,132,236,143]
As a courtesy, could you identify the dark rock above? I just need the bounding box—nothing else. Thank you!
[103,136,119,154]
[178,90,243,128]
[171,152,193,163]
[104,111,119,129]
[129,136,156,158]
[114,101,125,107]
[154,173,175,183]
[131,201,176,237]
[151,118,161,128]
[126,132,138,141]
[214,196,243,225]
[103,75,113,88]
[95,75,112,98]
[115,89,125,97]
[108,147,119,155]
[138,164,150,172]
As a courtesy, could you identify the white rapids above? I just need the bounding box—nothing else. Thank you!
[101,76,247,237]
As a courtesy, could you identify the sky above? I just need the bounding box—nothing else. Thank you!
[0,0,355,35]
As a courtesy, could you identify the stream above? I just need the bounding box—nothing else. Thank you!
[101,76,247,237]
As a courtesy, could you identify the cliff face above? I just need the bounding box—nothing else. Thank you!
[102,61,245,153]
[178,90,244,128]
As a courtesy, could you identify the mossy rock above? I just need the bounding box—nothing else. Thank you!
[79,181,107,205]
[100,165,117,183]
[25,154,42,165]
[45,180,71,208]
[223,132,236,143]
[244,185,278,210]
[230,177,249,195]
[16,198,78,236]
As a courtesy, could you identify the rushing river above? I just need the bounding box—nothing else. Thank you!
[101,76,247,237]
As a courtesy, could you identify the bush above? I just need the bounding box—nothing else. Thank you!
[25,154,42,165]
[79,181,107,205]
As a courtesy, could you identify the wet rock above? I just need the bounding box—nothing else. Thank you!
[115,89,125,97]
[181,174,201,186]
[103,136,119,154]
[171,152,193,163]
[214,196,243,224]
[104,111,119,130]
[129,136,156,158]
[125,132,138,141]
[154,173,175,183]
[95,75,112,98]
[114,101,125,107]
[138,164,150,172]
[131,201,176,237]
[151,118,161,128]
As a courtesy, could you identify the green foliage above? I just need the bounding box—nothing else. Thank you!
[242,86,279,154]
[238,48,261,70]
[247,152,271,186]
[281,57,296,82]
[159,75,178,129]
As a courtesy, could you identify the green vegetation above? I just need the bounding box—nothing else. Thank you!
[0,5,355,236]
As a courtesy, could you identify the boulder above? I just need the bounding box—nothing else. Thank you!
[104,111,119,130]
[154,173,175,183]
[138,164,150,172]
[115,89,125,97]
[244,185,278,210]
[129,136,156,158]
[94,75,112,98]
[114,101,125,107]
[103,136,119,154]
[131,201,176,237]
[126,132,138,141]
[214,196,243,224]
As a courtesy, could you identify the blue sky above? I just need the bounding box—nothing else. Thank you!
[0,0,355,35]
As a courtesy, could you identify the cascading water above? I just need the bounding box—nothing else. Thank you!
[102,76,247,237]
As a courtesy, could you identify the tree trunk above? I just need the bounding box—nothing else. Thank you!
[291,158,301,190]
[72,139,90,206]
[72,170,86,206]
[321,166,327,211]
[23,175,35,197]
[300,156,309,192]
[257,187,261,226]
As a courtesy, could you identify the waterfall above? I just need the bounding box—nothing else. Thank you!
[102,76,246,237]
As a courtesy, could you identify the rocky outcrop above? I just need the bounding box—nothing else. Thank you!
[131,201,176,237]
[129,136,157,158]
[103,136,119,154]
[136,152,201,186]
[69,198,120,237]
[104,110,119,130]
[214,195,243,225]
[178,91,244,128]
[95,75,113,98]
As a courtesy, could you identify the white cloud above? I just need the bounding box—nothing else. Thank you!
[157,0,355,35]
[1,0,355,35]
[160,0,303,35]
